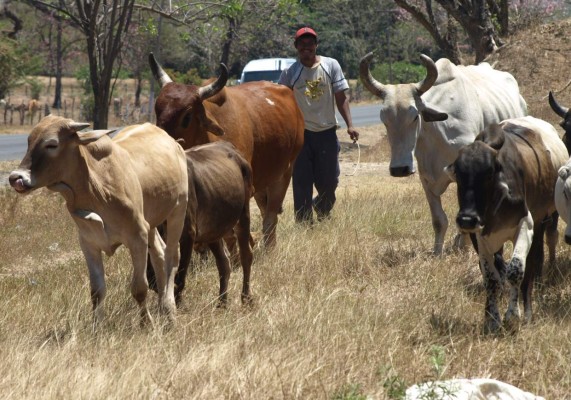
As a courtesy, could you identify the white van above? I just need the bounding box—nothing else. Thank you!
[239,58,296,84]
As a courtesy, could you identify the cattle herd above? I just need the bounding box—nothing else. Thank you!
[7,52,571,334]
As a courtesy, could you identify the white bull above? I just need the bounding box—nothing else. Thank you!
[360,53,527,254]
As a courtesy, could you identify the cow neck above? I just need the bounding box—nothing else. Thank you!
[53,145,109,213]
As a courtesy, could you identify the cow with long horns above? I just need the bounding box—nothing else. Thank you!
[360,53,527,254]
[149,54,304,248]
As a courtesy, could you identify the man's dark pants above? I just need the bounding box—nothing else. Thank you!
[292,127,340,223]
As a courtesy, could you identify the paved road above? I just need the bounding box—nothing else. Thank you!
[0,103,380,162]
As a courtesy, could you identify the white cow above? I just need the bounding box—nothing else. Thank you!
[9,115,188,328]
[406,378,544,400]
[555,163,571,244]
[550,91,571,243]
[360,53,527,254]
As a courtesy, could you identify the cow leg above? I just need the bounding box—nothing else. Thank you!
[476,235,506,333]
[521,224,545,324]
[146,223,164,293]
[257,170,293,248]
[504,212,534,326]
[236,203,253,304]
[255,189,280,248]
[223,228,241,268]
[127,228,153,326]
[420,179,448,255]
[174,216,194,306]
[147,228,169,312]
[163,202,187,319]
[208,240,231,306]
[479,253,503,333]
[471,235,507,284]
[544,211,559,266]
[79,238,106,330]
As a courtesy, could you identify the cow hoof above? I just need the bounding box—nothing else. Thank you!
[216,298,228,309]
[241,293,254,307]
[503,316,521,333]
[483,318,502,335]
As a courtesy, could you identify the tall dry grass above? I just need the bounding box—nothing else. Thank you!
[1,129,571,399]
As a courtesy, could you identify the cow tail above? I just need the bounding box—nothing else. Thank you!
[241,160,254,198]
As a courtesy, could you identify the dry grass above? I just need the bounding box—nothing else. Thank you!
[2,125,571,399]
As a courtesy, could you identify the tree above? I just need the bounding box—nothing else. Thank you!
[23,0,135,128]
[0,2,28,99]
[137,0,300,77]
[393,0,567,64]
[301,0,408,78]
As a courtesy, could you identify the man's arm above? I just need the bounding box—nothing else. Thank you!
[335,90,359,142]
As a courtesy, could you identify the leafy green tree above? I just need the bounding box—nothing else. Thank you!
[0,38,23,100]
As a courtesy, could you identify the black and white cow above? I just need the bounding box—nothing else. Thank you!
[445,116,568,332]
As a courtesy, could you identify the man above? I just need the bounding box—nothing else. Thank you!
[279,26,359,224]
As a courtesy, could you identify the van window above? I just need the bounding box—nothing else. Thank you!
[241,70,283,84]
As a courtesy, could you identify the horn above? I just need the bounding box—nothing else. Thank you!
[148,53,173,88]
[416,54,438,95]
[69,121,91,132]
[549,91,568,118]
[198,63,228,101]
[359,52,388,100]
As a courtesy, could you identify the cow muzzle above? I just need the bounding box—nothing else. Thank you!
[389,165,415,177]
[9,171,33,194]
[456,213,482,233]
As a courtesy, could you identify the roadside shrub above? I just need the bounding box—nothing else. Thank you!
[371,61,425,84]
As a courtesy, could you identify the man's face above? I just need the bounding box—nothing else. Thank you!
[295,36,317,64]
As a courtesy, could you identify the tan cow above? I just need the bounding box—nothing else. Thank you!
[28,99,40,125]
[9,115,188,328]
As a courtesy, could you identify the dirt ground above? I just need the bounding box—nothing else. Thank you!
[486,18,571,126]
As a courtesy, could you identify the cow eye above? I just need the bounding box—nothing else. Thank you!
[44,139,58,150]
[181,113,192,128]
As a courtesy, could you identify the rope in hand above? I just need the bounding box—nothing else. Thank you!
[344,140,361,176]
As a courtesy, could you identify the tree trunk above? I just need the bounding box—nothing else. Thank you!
[135,73,141,108]
[499,0,509,36]
[53,17,63,109]
[445,13,461,64]
[220,17,237,67]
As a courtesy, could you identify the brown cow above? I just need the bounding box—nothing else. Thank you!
[149,53,304,248]
[174,141,254,305]
[445,116,568,333]
[9,115,188,328]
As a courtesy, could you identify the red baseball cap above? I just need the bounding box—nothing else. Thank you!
[295,27,317,40]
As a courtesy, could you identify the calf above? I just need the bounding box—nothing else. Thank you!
[445,116,568,332]
[175,141,254,305]
[9,115,188,328]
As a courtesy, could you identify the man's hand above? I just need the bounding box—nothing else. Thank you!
[348,127,359,143]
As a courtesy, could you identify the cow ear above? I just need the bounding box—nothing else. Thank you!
[444,163,456,182]
[478,124,505,150]
[203,109,225,137]
[76,129,115,144]
[420,103,448,122]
